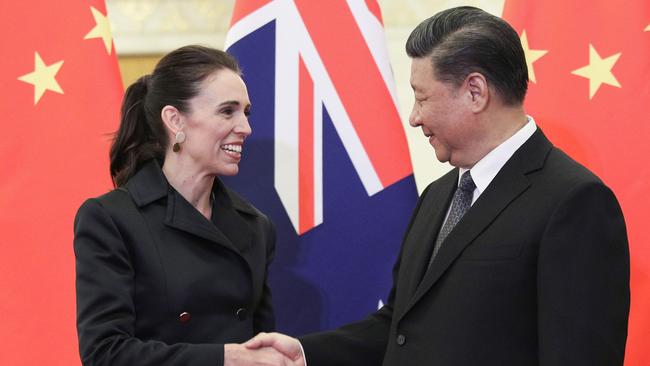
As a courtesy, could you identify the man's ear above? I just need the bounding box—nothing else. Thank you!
[464,72,489,113]
[161,105,184,134]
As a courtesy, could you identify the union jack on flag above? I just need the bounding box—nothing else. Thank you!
[224,0,418,335]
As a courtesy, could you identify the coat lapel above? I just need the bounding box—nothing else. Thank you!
[125,160,253,256]
[399,169,457,300]
[164,189,242,252]
[401,129,552,317]
[210,178,253,255]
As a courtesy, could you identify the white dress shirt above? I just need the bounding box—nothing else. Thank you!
[459,116,537,205]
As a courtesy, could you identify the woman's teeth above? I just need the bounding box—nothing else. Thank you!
[221,144,242,153]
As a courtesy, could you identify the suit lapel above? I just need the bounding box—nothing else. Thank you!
[164,189,242,252]
[210,179,252,255]
[164,184,258,299]
[401,129,552,317]
[399,169,457,300]
[125,160,253,255]
[405,167,530,313]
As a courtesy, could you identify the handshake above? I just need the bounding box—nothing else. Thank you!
[225,332,306,366]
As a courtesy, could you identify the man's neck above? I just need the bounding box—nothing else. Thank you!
[484,106,528,150]
[457,106,528,169]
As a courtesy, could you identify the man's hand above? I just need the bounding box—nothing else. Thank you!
[224,343,299,366]
[244,332,305,366]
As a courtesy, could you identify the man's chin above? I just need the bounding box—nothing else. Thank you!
[432,149,450,165]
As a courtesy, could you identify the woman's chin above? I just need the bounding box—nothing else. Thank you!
[214,164,240,177]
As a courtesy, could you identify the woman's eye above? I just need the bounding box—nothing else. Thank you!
[220,108,234,116]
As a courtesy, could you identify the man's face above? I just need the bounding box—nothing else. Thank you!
[409,57,477,168]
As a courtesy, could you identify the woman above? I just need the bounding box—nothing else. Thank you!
[74,45,286,366]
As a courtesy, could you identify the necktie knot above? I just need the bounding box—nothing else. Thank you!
[459,171,476,193]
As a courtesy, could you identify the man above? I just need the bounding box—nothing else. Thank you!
[247,6,630,366]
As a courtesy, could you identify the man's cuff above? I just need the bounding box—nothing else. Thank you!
[298,340,307,366]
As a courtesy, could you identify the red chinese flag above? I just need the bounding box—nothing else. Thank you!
[0,1,122,364]
[503,2,650,365]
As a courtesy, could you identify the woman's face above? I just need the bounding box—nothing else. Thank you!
[180,69,252,176]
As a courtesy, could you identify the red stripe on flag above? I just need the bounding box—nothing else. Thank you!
[299,56,315,234]
[294,0,412,188]
[365,0,384,24]
[230,0,273,27]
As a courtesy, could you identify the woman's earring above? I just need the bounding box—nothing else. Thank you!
[173,131,186,152]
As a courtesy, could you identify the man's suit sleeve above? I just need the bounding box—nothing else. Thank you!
[299,297,393,366]
[537,181,629,366]
[74,198,223,366]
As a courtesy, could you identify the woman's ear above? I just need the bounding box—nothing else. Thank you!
[161,105,184,134]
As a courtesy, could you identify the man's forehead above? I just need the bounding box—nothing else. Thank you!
[410,58,433,91]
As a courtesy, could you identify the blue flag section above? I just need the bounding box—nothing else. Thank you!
[225,1,418,336]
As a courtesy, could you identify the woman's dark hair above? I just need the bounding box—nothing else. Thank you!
[109,45,241,186]
[406,6,528,106]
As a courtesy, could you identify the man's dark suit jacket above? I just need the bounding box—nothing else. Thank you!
[301,129,630,366]
[74,160,276,366]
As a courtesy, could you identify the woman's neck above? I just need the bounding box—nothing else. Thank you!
[162,157,214,220]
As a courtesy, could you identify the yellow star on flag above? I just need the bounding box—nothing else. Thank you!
[18,52,64,105]
[84,6,113,54]
[571,44,621,99]
[645,24,650,31]
[520,30,548,84]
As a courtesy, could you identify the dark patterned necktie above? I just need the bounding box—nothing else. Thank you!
[427,171,476,269]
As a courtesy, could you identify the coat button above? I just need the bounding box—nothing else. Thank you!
[236,307,248,321]
[179,311,191,323]
[396,334,406,346]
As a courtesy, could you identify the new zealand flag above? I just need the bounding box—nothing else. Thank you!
[224,0,418,335]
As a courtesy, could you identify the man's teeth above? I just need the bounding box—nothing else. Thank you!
[222,144,242,153]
